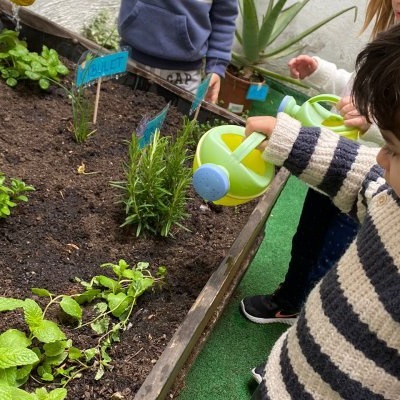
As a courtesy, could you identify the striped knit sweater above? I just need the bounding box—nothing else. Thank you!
[259,113,400,399]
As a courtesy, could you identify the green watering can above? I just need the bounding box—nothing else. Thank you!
[192,125,275,206]
[278,94,360,140]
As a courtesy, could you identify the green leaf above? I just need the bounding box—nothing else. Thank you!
[31,288,52,297]
[84,348,97,362]
[0,367,17,386]
[60,296,82,321]
[107,292,133,318]
[264,6,357,59]
[0,347,39,368]
[0,298,25,312]
[129,277,154,298]
[43,341,66,357]
[0,384,35,400]
[31,320,66,343]
[93,302,108,314]
[23,299,43,328]
[68,346,83,361]
[45,388,68,400]
[95,275,120,292]
[34,387,48,399]
[75,289,101,304]
[241,0,260,62]
[43,351,68,366]
[91,316,110,335]
[56,64,69,75]
[0,329,30,349]
[40,372,54,381]
[24,70,41,81]
[39,78,50,90]
[16,363,33,386]
[94,364,104,381]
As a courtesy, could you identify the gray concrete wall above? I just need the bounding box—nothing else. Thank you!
[28,0,369,73]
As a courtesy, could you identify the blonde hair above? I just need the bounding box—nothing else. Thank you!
[361,0,394,39]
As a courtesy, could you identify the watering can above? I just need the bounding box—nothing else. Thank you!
[278,94,359,140]
[192,125,275,206]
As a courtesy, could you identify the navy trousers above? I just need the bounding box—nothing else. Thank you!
[274,188,358,310]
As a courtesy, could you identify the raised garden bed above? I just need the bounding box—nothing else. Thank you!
[0,4,289,399]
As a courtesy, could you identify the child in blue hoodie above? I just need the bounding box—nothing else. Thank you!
[118,0,238,103]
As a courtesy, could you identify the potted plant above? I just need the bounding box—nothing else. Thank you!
[218,0,357,114]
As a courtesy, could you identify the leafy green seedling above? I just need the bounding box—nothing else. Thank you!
[0,29,69,89]
[75,259,166,379]
[0,172,35,218]
[0,259,166,395]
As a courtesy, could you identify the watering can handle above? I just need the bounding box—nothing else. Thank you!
[231,132,266,162]
[308,94,341,106]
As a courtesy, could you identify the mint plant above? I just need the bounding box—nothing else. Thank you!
[74,259,166,379]
[0,259,166,396]
[0,172,35,218]
[112,120,195,237]
[0,29,69,89]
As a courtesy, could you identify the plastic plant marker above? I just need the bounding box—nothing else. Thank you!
[137,103,170,148]
[76,50,129,87]
[190,73,212,119]
[246,83,269,101]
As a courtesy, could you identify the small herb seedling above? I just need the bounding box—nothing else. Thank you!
[0,29,69,89]
[0,172,35,218]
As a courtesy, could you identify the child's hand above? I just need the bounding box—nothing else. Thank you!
[287,55,318,79]
[244,116,277,151]
[337,96,371,133]
[205,73,220,103]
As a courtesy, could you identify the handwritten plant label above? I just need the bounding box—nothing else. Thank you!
[76,50,129,87]
[246,83,269,102]
[189,73,211,115]
[137,103,170,148]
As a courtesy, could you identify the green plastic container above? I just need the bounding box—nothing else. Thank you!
[278,94,360,140]
[192,125,275,206]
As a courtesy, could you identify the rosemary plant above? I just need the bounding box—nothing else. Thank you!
[112,119,195,237]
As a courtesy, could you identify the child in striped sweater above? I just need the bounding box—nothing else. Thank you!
[247,22,400,400]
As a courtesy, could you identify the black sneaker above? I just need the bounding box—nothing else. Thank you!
[240,294,298,325]
[251,363,265,384]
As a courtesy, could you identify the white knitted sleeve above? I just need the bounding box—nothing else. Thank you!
[303,56,353,96]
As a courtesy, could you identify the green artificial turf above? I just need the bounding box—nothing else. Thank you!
[177,176,308,400]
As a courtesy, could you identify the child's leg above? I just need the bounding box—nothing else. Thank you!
[274,188,341,309]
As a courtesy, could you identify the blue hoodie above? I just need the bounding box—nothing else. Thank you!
[118,0,238,77]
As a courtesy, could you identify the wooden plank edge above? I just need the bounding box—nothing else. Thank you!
[134,167,291,400]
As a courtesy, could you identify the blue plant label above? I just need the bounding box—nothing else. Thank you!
[76,50,129,87]
[189,74,211,115]
[137,103,170,148]
[246,83,269,101]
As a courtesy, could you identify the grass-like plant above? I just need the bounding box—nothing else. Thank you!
[69,83,95,144]
[0,172,35,218]
[0,29,69,89]
[112,119,195,237]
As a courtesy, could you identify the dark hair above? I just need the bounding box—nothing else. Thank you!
[352,23,400,138]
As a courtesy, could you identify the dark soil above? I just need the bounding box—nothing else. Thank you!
[0,60,256,398]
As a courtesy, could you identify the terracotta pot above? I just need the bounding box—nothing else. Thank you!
[218,68,255,114]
